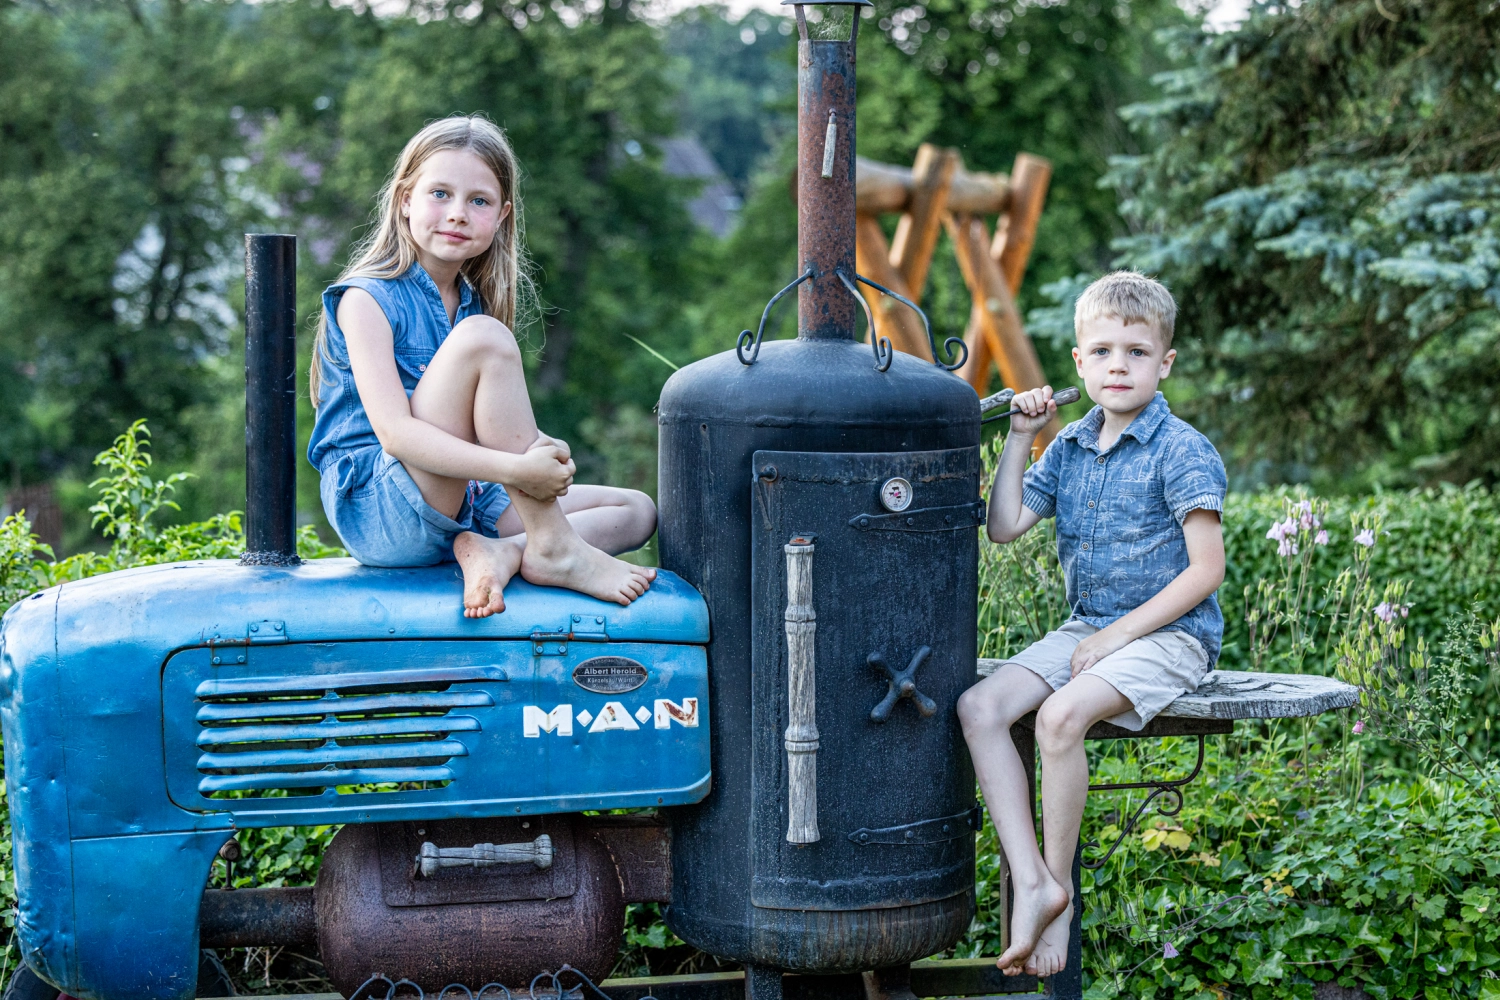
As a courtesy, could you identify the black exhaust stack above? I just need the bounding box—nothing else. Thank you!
[241,234,300,566]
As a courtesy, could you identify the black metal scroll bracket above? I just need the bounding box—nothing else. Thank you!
[835,268,893,371]
[1080,732,1208,870]
[736,267,816,365]
[852,272,969,372]
[868,646,938,722]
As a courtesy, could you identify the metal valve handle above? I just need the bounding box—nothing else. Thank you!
[980,385,1081,423]
[414,834,553,877]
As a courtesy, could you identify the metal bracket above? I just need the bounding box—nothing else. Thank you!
[849,804,981,846]
[531,615,610,655]
[206,620,288,665]
[849,501,986,533]
[1081,732,1208,869]
[868,647,937,722]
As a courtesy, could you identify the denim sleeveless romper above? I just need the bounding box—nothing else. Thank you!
[308,264,512,566]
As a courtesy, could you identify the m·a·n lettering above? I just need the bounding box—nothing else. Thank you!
[523,704,573,737]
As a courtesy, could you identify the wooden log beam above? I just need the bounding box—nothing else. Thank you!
[947,212,1059,449]
[856,155,1012,216]
[992,152,1052,293]
[889,144,959,302]
[854,214,931,359]
[954,309,993,394]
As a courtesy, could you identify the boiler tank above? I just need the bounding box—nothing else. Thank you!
[657,0,982,979]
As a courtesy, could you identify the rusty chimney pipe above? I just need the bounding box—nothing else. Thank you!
[789,0,870,341]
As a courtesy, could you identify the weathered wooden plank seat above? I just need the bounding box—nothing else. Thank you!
[978,660,1360,738]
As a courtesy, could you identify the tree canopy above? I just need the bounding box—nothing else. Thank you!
[1106,0,1500,488]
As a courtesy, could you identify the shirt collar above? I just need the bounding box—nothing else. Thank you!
[1059,392,1171,451]
[407,263,476,313]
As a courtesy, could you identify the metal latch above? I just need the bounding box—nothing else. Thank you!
[848,805,982,846]
[531,615,610,655]
[849,501,986,533]
[206,620,287,665]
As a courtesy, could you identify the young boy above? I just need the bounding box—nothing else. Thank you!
[957,271,1227,977]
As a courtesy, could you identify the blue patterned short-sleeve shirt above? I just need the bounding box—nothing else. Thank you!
[1020,392,1227,663]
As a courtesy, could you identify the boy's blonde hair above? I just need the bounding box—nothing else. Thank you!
[310,114,532,405]
[1074,270,1177,349]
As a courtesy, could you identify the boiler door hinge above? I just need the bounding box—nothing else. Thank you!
[848,501,986,533]
[848,804,982,846]
[531,614,611,655]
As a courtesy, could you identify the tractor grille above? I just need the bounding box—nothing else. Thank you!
[192,665,500,796]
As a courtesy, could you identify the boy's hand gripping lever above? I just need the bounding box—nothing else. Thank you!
[979,385,1081,424]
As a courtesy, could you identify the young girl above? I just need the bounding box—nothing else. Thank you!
[308,115,657,617]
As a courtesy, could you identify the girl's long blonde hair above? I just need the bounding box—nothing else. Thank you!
[310,114,531,405]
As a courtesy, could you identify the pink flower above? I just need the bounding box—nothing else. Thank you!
[1267,521,1288,542]
[1163,942,1180,959]
[1314,529,1329,546]
[1354,529,1376,548]
[1400,605,1409,618]
[1375,602,1395,622]
[1277,538,1298,558]
[1353,720,1365,734]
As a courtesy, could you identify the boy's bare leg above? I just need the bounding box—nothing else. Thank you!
[958,664,1071,975]
[1026,673,1134,976]
[404,316,655,615]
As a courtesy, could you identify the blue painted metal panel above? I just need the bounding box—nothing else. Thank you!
[161,639,710,826]
[0,561,711,1000]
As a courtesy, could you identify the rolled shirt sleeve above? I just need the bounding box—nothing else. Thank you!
[1020,437,1062,519]
[1162,430,1228,525]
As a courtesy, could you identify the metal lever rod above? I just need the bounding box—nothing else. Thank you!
[784,535,820,844]
[415,834,553,877]
[980,385,1081,423]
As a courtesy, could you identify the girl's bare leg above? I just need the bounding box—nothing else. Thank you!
[404,315,655,615]
[957,664,1071,975]
[1024,673,1133,977]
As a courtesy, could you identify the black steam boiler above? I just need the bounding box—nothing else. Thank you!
[658,0,983,991]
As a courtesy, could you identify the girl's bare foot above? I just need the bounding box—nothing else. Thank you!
[453,532,524,618]
[520,530,656,605]
[996,874,1070,975]
[1023,900,1072,978]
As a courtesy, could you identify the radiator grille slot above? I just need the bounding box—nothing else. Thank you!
[192,665,502,797]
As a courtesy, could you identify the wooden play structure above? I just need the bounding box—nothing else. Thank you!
[854,145,1060,444]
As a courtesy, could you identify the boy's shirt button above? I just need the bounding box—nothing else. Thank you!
[419,364,427,371]
[1081,591,1090,599]
[1097,456,1106,464]
[1087,500,1096,508]
[1082,542,1090,550]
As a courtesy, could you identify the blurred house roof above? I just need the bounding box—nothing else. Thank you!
[659,136,742,238]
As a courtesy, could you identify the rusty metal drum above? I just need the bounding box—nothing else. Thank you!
[314,816,625,993]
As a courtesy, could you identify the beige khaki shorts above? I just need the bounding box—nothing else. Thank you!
[1005,620,1209,730]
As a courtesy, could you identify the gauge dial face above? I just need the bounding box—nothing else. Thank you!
[879,477,913,513]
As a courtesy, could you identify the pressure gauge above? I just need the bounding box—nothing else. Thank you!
[879,477,913,513]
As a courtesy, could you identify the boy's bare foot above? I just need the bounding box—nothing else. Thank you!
[1024,900,1072,978]
[996,875,1070,975]
[453,532,524,618]
[520,531,656,606]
